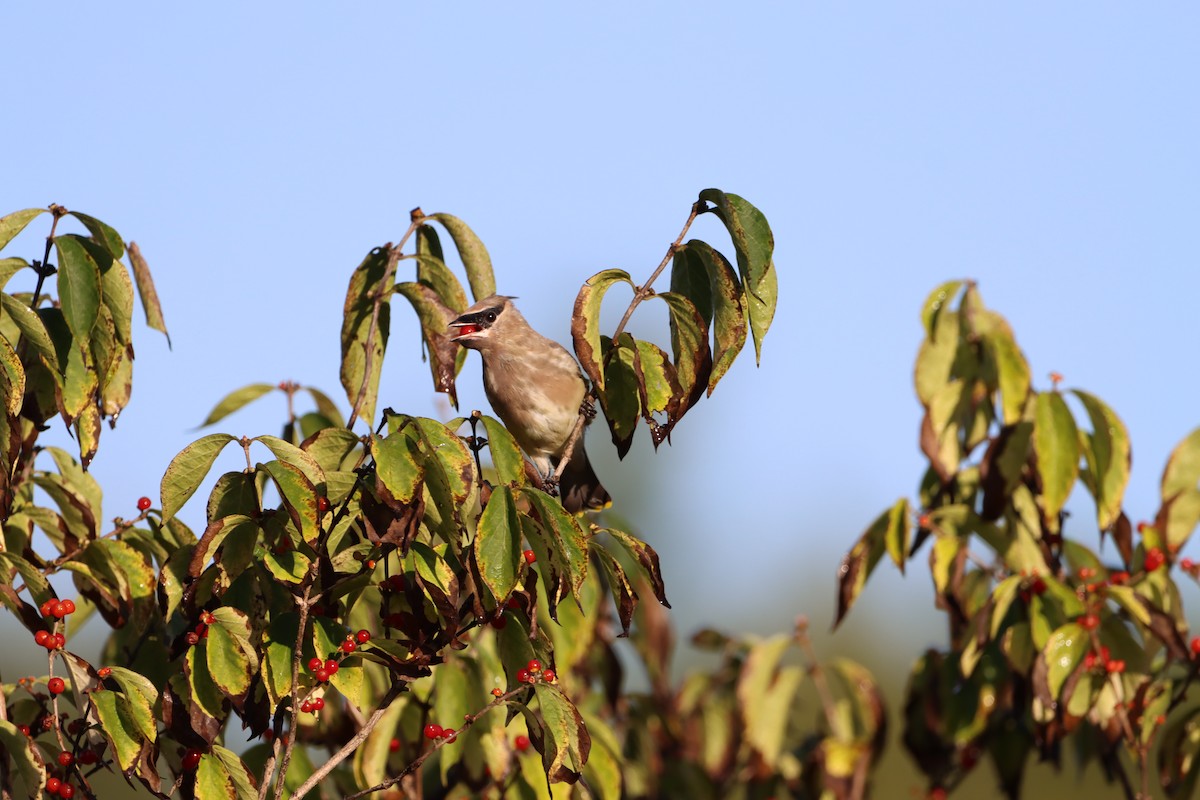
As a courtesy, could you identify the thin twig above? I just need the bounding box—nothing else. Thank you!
[341,686,529,800]
[347,213,424,429]
[794,616,846,741]
[272,574,317,800]
[30,205,66,309]
[287,683,406,800]
[552,200,707,483]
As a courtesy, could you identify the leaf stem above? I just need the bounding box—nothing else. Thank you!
[552,199,706,483]
[30,204,66,309]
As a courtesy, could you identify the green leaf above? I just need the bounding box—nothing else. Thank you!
[0,208,45,251]
[105,666,158,742]
[1072,389,1131,531]
[161,433,237,524]
[92,682,146,772]
[737,635,803,767]
[1,291,60,373]
[985,328,1031,425]
[599,333,641,458]
[884,497,911,574]
[304,386,344,427]
[0,257,28,291]
[655,290,712,424]
[534,682,592,782]
[340,247,391,427]
[393,281,462,407]
[1033,391,1080,532]
[69,211,124,258]
[53,234,104,339]
[0,720,46,795]
[126,241,170,345]
[207,607,255,700]
[1042,622,1086,699]
[254,434,326,487]
[697,190,776,362]
[425,212,495,301]
[259,459,319,543]
[196,744,257,800]
[834,503,897,627]
[372,432,424,503]
[476,485,522,604]
[672,240,748,395]
[200,383,276,427]
[0,333,24,415]
[524,488,591,603]
[599,525,666,607]
[405,251,469,313]
[1163,427,1200,503]
[570,268,634,392]
[920,280,963,339]
[476,414,527,486]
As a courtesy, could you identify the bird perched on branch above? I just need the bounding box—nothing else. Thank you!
[449,296,610,514]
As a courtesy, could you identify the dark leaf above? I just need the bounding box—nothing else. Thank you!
[394,281,462,407]
[672,240,747,396]
[571,268,634,393]
[340,247,392,426]
[52,234,105,339]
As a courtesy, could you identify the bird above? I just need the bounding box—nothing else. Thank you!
[448,295,611,514]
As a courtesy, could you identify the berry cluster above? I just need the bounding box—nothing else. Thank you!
[515,658,556,685]
[423,723,457,743]
[1082,645,1125,674]
[297,629,371,714]
[185,611,216,647]
[44,777,75,798]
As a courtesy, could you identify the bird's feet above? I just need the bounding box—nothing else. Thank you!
[579,397,597,421]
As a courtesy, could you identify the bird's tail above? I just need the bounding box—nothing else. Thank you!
[559,447,611,514]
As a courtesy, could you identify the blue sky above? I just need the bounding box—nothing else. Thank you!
[6,4,1200,667]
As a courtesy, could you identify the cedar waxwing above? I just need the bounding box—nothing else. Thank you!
[449,296,611,513]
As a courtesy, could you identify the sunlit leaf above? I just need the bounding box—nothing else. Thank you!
[53,234,105,339]
[1033,391,1080,532]
[69,211,124,259]
[393,280,462,407]
[126,241,170,345]
[534,682,592,783]
[571,268,634,392]
[160,433,237,524]
[340,247,391,426]
[1072,389,1130,531]
[672,239,747,395]
[476,414,526,487]
[476,485,523,604]
[200,383,276,427]
[0,292,60,373]
[0,208,45,251]
[425,212,495,301]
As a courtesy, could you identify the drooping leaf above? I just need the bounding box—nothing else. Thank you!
[523,488,591,603]
[425,212,495,301]
[1163,427,1200,503]
[372,431,424,504]
[206,607,255,701]
[406,251,469,314]
[654,290,712,426]
[476,485,523,604]
[340,247,392,427]
[160,433,238,524]
[1040,622,1086,699]
[69,211,124,259]
[1072,389,1131,531]
[53,234,105,339]
[1033,391,1080,533]
[259,459,319,543]
[697,189,776,362]
[0,719,46,795]
[199,383,276,427]
[0,333,24,415]
[477,414,527,487]
[737,635,804,768]
[0,208,45,251]
[534,682,592,783]
[672,239,747,395]
[0,291,61,373]
[985,328,1031,425]
[920,280,963,339]
[393,281,462,407]
[126,241,170,345]
[598,334,641,458]
[835,504,898,628]
[254,434,325,487]
[571,268,634,392]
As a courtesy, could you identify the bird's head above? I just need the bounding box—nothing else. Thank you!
[448,295,521,351]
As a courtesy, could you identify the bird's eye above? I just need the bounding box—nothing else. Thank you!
[485,311,497,323]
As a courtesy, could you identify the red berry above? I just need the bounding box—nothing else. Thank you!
[47,677,65,695]
[181,748,203,771]
[340,640,356,654]
[97,667,112,678]
[441,727,457,741]
[324,659,339,674]
[1191,636,1200,656]
[78,751,98,765]
[51,601,67,619]
[137,496,152,512]
[365,559,377,570]
[312,697,325,711]
[57,752,74,767]
[315,668,330,683]
[185,631,200,646]
[18,724,31,736]
[514,734,530,752]
[308,657,323,673]
[424,724,443,740]
[523,550,536,564]
[526,659,542,673]
[40,599,57,618]
[1084,652,1097,671]
[516,668,532,684]
[389,738,400,753]
[490,615,508,630]
[356,629,371,644]
[1078,614,1100,631]
[317,496,331,514]
[542,669,556,683]
[52,632,65,650]
[35,630,51,647]
[1107,659,1126,674]
[1029,576,1047,595]
[1137,521,1149,534]
[59,786,75,799]
[46,778,62,794]
[1145,547,1166,572]
[1183,558,1196,571]
[918,513,932,529]
[1111,571,1130,585]
[60,600,75,615]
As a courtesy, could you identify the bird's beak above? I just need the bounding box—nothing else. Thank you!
[448,318,482,342]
